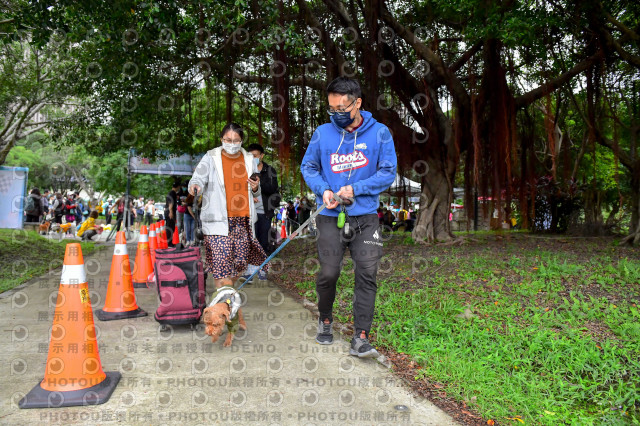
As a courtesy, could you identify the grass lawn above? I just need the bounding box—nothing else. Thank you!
[0,228,102,293]
[276,231,640,425]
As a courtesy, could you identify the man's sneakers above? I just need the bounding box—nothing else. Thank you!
[316,323,379,358]
[349,332,379,358]
[316,319,333,345]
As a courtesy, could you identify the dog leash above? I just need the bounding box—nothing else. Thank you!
[192,188,204,242]
[234,193,353,292]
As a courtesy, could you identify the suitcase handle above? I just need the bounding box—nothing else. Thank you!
[160,280,188,287]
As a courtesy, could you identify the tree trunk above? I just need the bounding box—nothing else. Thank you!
[410,88,457,243]
[0,136,14,165]
[0,102,46,165]
[412,153,456,242]
[273,0,291,177]
[605,199,620,228]
[583,187,605,236]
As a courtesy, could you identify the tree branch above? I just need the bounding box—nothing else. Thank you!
[322,0,353,28]
[380,4,470,108]
[0,101,23,140]
[297,0,346,76]
[605,10,639,41]
[23,120,52,127]
[566,88,634,169]
[448,41,482,74]
[235,73,325,92]
[599,23,640,69]
[514,50,605,108]
[17,123,47,139]
[203,58,326,91]
[3,103,33,141]
[379,44,424,123]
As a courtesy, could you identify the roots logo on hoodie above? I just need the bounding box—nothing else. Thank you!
[330,151,369,173]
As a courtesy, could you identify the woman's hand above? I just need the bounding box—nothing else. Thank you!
[189,184,201,195]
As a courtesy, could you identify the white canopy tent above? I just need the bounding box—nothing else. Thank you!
[381,174,422,197]
[380,174,422,208]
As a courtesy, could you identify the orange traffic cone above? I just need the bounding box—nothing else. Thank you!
[148,222,158,266]
[19,243,120,408]
[281,223,287,239]
[132,225,153,288]
[96,232,147,321]
[148,223,158,285]
[156,221,162,249]
[171,225,180,246]
[159,220,167,249]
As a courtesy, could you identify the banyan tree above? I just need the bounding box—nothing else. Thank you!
[11,0,640,244]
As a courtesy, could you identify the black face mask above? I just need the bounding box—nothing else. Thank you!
[333,111,356,128]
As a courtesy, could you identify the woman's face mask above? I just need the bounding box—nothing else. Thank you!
[222,142,241,155]
[221,131,243,155]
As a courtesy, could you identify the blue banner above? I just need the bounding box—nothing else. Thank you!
[0,166,29,229]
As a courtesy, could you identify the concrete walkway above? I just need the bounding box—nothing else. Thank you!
[1,243,458,425]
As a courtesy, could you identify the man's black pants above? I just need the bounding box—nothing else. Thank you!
[315,214,383,335]
[165,217,176,247]
[255,213,273,254]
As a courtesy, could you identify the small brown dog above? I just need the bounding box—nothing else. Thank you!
[202,279,246,347]
[39,220,51,235]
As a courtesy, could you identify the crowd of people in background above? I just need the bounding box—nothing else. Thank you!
[24,183,416,243]
[23,188,162,241]
[272,197,416,236]
[25,188,88,227]
[378,203,416,232]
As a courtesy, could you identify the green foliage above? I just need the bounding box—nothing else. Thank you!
[4,0,639,235]
[1,20,85,164]
[14,0,284,157]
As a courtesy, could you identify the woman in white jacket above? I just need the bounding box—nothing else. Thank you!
[188,123,270,288]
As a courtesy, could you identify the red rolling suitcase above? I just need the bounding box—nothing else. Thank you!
[153,246,206,329]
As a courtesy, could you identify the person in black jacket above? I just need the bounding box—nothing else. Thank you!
[247,143,280,256]
[297,196,314,235]
[285,200,297,236]
[25,188,43,223]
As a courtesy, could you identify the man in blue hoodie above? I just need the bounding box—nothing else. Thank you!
[301,77,397,358]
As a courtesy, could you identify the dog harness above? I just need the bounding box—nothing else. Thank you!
[208,286,241,321]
